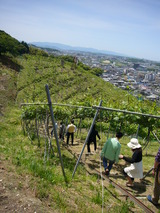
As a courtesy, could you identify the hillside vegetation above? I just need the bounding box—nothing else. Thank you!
[1,30,160,147]
[0,31,160,212]
[0,30,29,56]
[1,31,159,115]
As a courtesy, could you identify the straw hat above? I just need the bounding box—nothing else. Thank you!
[127,138,141,149]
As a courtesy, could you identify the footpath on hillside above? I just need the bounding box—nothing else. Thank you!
[0,158,55,213]
[62,138,160,213]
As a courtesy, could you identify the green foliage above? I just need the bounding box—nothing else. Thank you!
[127,57,146,63]
[0,30,29,55]
[78,61,91,71]
[111,201,130,213]
[91,191,102,204]
[90,67,103,76]
[1,34,160,212]
[16,52,160,139]
[1,31,159,139]
[21,104,48,120]
[29,46,48,56]
[60,55,74,63]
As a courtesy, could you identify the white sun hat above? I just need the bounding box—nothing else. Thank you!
[127,138,141,149]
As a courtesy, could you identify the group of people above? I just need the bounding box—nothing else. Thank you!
[51,119,77,145]
[100,131,160,205]
[101,132,143,186]
[52,121,160,205]
[54,120,100,151]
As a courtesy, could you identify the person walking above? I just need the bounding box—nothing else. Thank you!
[51,122,58,137]
[147,147,160,205]
[87,124,101,153]
[66,119,77,145]
[119,138,143,187]
[100,132,123,176]
[59,121,65,142]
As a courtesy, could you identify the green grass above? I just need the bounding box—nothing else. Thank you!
[0,98,158,212]
[0,106,113,212]
[1,48,160,212]
[1,104,159,212]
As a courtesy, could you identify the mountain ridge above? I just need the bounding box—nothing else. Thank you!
[30,41,127,57]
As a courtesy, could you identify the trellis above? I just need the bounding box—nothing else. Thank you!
[20,84,160,180]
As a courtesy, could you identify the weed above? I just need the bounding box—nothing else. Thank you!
[91,191,102,205]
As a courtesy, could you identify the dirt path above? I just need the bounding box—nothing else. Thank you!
[64,139,160,213]
[0,159,54,213]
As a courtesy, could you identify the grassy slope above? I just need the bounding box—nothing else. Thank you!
[0,53,134,212]
[0,52,160,212]
[16,54,135,106]
[1,106,138,213]
[0,55,19,114]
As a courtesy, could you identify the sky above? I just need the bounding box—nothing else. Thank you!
[0,0,160,61]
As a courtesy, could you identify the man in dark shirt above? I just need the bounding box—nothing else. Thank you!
[147,148,160,205]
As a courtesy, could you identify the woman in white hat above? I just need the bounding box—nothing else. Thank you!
[119,138,143,187]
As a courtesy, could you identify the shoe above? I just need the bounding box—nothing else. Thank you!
[86,152,91,154]
[102,171,109,177]
[126,183,133,187]
[147,195,158,206]
[105,169,109,176]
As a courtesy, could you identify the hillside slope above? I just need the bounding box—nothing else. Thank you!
[0,31,160,213]
[1,31,159,116]
[16,53,132,106]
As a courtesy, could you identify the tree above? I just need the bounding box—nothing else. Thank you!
[0,30,29,56]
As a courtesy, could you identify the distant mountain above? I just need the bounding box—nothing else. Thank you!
[30,42,126,57]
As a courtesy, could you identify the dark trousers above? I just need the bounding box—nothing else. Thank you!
[67,132,74,145]
[103,157,114,173]
[87,140,96,152]
[152,164,160,204]
[59,133,64,140]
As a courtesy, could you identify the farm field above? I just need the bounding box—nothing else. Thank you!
[0,31,160,212]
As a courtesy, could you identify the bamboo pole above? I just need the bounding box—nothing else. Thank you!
[92,106,160,119]
[45,85,67,183]
[72,100,102,178]
[20,102,160,119]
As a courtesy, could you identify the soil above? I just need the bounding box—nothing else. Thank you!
[0,159,54,213]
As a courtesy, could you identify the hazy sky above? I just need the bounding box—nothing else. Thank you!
[0,0,160,61]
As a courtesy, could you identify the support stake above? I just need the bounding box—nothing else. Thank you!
[45,84,67,183]
[72,100,102,178]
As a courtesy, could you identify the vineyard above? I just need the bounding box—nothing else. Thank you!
[15,52,160,142]
[21,98,160,146]
[1,36,160,212]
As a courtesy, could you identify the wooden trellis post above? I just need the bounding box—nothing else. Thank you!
[72,100,102,178]
[45,84,67,183]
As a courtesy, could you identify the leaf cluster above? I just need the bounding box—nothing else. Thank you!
[0,30,29,56]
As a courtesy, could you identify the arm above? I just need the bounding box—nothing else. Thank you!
[153,160,159,175]
[123,155,134,163]
[115,146,121,163]
[100,141,108,157]
[66,125,69,132]
[120,151,136,163]
[97,132,101,140]
[123,150,141,163]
